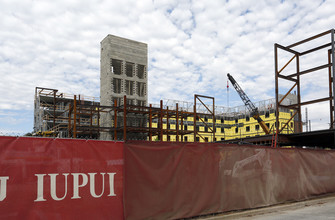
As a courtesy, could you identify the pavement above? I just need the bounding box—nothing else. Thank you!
[198,193,335,219]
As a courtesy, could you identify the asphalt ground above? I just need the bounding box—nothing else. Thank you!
[196,193,335,220]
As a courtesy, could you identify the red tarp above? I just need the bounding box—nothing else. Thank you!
[124,141,335,220]
[2,137,335,220]
[0,136,124,220]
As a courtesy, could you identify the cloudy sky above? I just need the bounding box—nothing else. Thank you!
[1,0,335,135]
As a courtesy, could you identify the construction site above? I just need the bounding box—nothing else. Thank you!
[1,29,335,219]
[33,87,296,142]
[33,30,335,148]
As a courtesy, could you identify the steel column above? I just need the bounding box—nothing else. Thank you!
[160,100,163,141]
[331,29,335,129]
[328,49,333,129]
[53,90,56,135]
[180,112,184,142]
[331,29,335,145]
[149,104,152,141]
[176,103,179,142]
[114,99,117,140]
[296,54,302,133]
[123,96,127,141]
[73,95,77,138]
[274,44,280,137]
[90,106,93,138]
[68,103,72,137]
[213,97,215,141]
[193,104,196,142]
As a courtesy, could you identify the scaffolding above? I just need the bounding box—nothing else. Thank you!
[34,88,217,141]
[34,87,100,138]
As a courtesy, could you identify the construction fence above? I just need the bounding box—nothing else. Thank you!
[1,136,335,219]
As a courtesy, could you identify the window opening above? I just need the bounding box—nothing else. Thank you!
[126,62,134,77]
[112,59,122,75]
[137,82,145,97]
[113,78,122,94]
[137,64,145,79]
[125,80,134,95]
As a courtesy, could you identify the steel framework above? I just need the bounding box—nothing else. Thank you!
[34,88,216,142]
[194,94,215,142]
[275,29,335,135]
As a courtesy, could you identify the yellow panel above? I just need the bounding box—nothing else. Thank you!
[146,109,294,142]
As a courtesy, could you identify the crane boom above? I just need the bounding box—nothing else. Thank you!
[227,73,257,113]
[227,73,270,135]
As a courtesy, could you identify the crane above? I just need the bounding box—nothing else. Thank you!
[227,73,270,135]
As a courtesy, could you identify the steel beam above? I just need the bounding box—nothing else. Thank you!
[287,30,331,48]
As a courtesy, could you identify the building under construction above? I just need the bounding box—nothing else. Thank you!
[16,28,335,220]
[33,87,296,143]
[33,87,100,138]
[34,30,335,148]
[33,34,298,143]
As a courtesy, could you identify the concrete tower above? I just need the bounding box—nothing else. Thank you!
[100,35,148,140]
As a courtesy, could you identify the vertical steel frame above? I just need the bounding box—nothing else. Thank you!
[194,94,215,142]
[275,29,335,135]
[331,29,335,128]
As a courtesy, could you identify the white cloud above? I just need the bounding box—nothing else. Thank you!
[1,0,335,133]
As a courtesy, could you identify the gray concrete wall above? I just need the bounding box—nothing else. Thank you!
[100,35,148,140]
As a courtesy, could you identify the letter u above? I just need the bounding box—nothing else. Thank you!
[0,176,9,201]
[49,173,69,201]
[88,173,105,198]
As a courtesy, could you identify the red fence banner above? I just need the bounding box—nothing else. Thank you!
[0,136,124,220]
[124,141,335,220]
[2,137,335,219]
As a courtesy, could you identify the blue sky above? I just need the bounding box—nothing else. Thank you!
[0,0,335,135]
